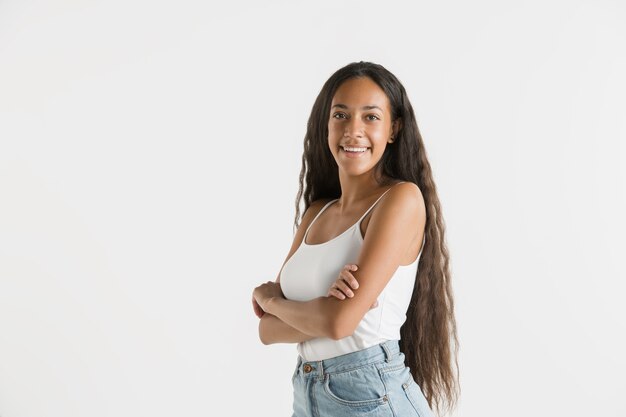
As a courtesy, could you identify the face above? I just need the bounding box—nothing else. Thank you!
[327,77,397,178]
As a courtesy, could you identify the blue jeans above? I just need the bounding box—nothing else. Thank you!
[291,339,435,417]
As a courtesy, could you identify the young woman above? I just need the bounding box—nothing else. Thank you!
[253,61,459,417]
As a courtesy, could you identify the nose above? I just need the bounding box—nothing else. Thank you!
[344,116,365,138]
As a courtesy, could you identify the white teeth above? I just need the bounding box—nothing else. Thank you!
[342,146,368,152]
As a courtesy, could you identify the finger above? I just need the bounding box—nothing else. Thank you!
[340,271,359,291]
[328,289,343,300]
[327,285,340,298]
[328,288,346,300]
[335,279,354,298]
[340,270,359,290]
[252,299,262,318]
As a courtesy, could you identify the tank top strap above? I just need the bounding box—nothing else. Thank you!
[355,181,408,224]
[303,198,339,240]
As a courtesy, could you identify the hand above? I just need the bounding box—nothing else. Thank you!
[326,264,379,309]
[252,295,265,319]
[253,281,284,313]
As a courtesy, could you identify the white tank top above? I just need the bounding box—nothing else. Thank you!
[279,182,425,361]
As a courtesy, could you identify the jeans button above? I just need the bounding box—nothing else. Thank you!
[304,364,314,373]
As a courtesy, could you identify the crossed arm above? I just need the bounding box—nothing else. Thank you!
[257,199,340,345]
[258,312,316,345]
[257,182,424,346]
[259,296,341,345]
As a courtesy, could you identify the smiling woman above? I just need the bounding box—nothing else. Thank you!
[329,79,399,171]
[252,61,460,417]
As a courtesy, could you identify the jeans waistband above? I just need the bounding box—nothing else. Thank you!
[295,340,401,379]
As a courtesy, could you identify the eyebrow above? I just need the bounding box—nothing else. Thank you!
[331,104,384,112]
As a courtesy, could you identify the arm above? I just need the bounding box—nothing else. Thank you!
[330,182,425,338]
[266,295,342,340]
[258,313,317,345]
[260,264,379,344]
[256,198,337,344]
[264,184,424,340]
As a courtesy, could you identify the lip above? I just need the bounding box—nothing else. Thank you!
[341,145,370,149]
[340,146,370,158]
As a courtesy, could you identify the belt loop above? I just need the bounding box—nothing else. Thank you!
[381,340,392,362]
[317,360,324,379]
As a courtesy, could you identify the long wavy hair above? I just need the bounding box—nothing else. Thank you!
[291,61,460,416]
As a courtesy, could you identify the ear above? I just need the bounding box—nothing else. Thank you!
[392,118,402,137]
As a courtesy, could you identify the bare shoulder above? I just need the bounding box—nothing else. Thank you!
[366,181,426,240]
[302,198,336,224]
[395,181,423,199]
[380,181,425,217]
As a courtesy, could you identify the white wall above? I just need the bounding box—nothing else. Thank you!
[1,1,624,416]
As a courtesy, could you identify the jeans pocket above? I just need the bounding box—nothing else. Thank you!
[323,365,389,407]
[402,374,433,417]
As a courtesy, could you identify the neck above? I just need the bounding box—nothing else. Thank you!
[336,169,391,209]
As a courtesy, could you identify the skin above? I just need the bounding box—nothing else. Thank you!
[254,76,426,343]
[327,264,366,301]
[253,264,373,318]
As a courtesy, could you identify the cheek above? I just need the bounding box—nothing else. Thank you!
[328,124,341,137]
[370,135,386,148]
[327,130,341,148]
[371,141,389,155]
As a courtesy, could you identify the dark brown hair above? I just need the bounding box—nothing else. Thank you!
[292,61,460,416]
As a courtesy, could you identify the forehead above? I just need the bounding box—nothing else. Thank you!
[331,77,390,112]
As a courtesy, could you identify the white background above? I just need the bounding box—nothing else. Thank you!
[1,1,625,416]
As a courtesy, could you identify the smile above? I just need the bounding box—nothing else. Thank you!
[340,146,370,157]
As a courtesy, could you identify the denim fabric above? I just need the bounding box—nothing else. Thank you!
[291,340,435,417]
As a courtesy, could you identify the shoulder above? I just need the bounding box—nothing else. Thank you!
[382,181,424,212]
[310,197,336,212]
[391,181,423,200]
[371,182,425,228]
[299,197,336,230]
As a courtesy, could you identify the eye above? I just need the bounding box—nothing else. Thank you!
[367,114,380,121]
[332,112,347,119]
